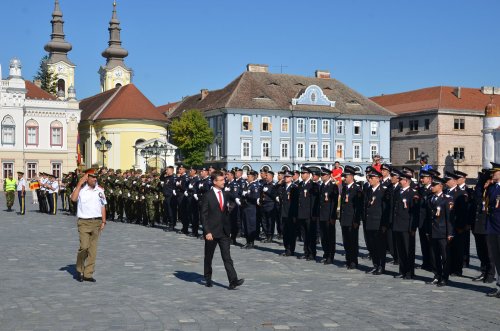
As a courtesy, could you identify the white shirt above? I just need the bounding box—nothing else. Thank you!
[17,178,26,191]
[213,187,224,207]
[48,181,59,194]
[371,184,380,192]
[77,184,107,219]
[40,177,47,191]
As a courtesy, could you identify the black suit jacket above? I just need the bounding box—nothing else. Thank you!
[201,189,232,239]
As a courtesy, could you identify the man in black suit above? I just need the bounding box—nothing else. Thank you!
[201,170,244,290]
[318,167,339,264]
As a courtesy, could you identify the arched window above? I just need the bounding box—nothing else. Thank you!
[1,115,15,145]
[57,79,65,92]
[261,165,271,172]
[135,139,146,169]
[50,120,63,146]
[25,119,39,146]
[115,83,122,88]
[241,164,252,176]
[281,165,291,172]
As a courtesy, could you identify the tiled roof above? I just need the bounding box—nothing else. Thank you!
[79,84,167,122]
[169,71,394,118]
[370,86,494,114]
[24,80,57,100]
[157,101,180,115]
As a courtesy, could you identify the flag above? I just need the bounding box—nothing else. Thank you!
[77,133,82,165]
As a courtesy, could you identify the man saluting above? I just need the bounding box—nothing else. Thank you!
[201,170,244,290]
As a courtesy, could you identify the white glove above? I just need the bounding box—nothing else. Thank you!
[108,177,111,180]
[263,187,268,192]
[242,190,248,196]
[224,187,230,192]
[193,194,198,201]
[199,183,203,188]
[156,194,159,199]
[135,196,139,200]
[189,184,193,189]
[176,181,180,186]
[142,183,146,186]
[115,180,119,183]
[276,197,280,203]
[235,198,241,206]
[160,181,164,185]
[127,193,131,197]
[173,190,176,196]
[119,190,122,194]
[110,189,113,194]
[133,181,137,185]
[184,191,188,197]
[141,195,145,200]
[147,184,150,188]
[257,198,261,205]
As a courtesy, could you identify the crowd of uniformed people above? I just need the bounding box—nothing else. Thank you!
[4,160,500,297]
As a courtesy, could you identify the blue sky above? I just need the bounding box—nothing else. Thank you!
[1,0,499,106]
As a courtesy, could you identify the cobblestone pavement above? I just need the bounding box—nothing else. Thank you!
[0,195,499,331]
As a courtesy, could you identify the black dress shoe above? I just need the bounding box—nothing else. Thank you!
[372,268,382,275]
[394,274,404,279]
[228,279,244,290]
[205,279,213,287]
[484,277,495,284]
[403,274,412,280]
[486,289,499,297]
[366,267,378,274]
[437,280,447,287]
[297,255,307,260]
[324,258,333,265]
[426,278,439,285]
[83,277,96,282]
[77,273,83,282]
[472,274,486,282]
[349,262,357,269]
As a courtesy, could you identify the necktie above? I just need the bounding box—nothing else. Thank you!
[218,191,223,211]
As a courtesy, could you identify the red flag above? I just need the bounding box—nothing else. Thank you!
[77,133,82,165]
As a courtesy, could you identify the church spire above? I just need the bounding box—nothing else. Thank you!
[102,0,129,69]
[44,0,73,65]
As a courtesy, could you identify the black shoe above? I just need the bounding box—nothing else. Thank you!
[281,250,292,256]
[437,280,447,287]
[77,273,83,282]
[426,278,439,285]
[228,279,244,290]
[297,255,307,260]
[472,274,486,282]
[404,274,412,280]
[372,268,383,275]
[82,277,96,283]
[394,274,404,279]
[366,267,378,274]
[241,243,249,249]
[450,272,463,277]
[324,258,333,265]
[205,279,213,287]
[486,289,499,297]
[484,277,495,284]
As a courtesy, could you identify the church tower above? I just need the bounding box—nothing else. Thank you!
[99,0,132,92]
[44,0,75,99]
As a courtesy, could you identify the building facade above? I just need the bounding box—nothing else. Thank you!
[168,65,394,173]
[371,86,489,178]
[0,59,81,188]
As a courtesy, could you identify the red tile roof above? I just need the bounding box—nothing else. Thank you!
[157,101,180,115]
[24,80,57,100]
[79,84,167,122]
[370,86,494,114]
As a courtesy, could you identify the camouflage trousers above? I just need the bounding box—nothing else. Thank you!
[5,191,15,208]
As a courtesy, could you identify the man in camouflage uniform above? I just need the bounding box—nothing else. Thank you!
[114,170,125,222]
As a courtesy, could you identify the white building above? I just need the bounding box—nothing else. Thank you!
[0,58,81,188]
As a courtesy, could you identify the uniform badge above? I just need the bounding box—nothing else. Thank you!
[304,189,308,198]
[324,192,329,202]
[436,206,441,217]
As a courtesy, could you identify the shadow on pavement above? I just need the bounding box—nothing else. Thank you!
[173,271,227,289]
[59,264,80,281]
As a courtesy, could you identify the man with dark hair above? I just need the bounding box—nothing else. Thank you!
[318,167,339,264]
[297,166,319,261]
[278,171,298,256]
[201,170,244,289]
[161,166,177,230]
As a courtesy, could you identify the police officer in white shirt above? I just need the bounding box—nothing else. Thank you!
[16,171,26,215]
[47,174,59,215]
[39,173,49,213]
[70,169,107,283]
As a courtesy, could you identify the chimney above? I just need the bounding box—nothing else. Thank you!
[201,89,209,100]
[315,70,330,79]
[246,64,269,73]
[34,79,42,88]
[454,86,462,99]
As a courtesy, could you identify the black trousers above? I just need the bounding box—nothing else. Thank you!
[418,227,432,269]
[387,228,398,261]
[59,190,66,211]
[341,225,359,266]
[261,208,275,237]
[17,191,25,215]
[282,216,296,253]
[204,236,238,284]
[319,221,336,259]
[450,230,466,274]
[298,218,317,258]
[116,196,124,220]
[366,229,386,269]
[473,232,495,277]
[163,196,175,227]
[486,234,500,288]
[229,206,240,241]
[430,238,450,281]
[47,193,57,215]
[275,209,283,236]
[394,231,416,276]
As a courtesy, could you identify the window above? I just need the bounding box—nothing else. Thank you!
[310,119,317,134]
[280,141,289,159]
[241,140,251,159]
[262,117,272,132]
[370,144,378,159]
[425,119,430,130]
[309,142,318,159]
[216,142,222,158]
[453,147,465,160]
[398,121,403,132]
[322,142,330,159]
[1,115,15,145]
[27,162,37,179]
[336,120,345,135]
[297,118,305,133]
[336,142,344,160]
[297,142,305,159]
[281,118,289,133]
[409,147,419,161]
[2,162,13,178]
[50,120,63,146]
[57,79,65,93]
[370,122,378,136]
[217,116,223,133]
[353,143,361,161]
[281,165,291,172]
[322,120,330,134]
[353,121,361,135]
[409,120,419,131]
[454,118,465,130]
[51,162,62,178]
[25,119,39,146]
[262,141,271,159]
[242,116,252,131]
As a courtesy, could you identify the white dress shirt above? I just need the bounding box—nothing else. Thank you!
[77,184,107,219]
[213,187,224,207]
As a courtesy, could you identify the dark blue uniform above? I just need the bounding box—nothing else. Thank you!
[161,174,176,229]
[242,181,260,246]
[278,182,298,255]
[226,179,242,243]
[260,180,277,241]
[297,179,319,260]
[340,182,363,268]
[318,180,339,263]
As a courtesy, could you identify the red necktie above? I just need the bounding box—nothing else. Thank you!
[218,191,223,211]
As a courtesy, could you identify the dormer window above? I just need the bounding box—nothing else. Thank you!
[262,117,272,132]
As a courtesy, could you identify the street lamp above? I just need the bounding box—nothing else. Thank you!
[148,140,163,170]
[94,136,112,168]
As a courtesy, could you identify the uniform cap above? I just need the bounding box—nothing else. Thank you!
[444,171,460,181]
[300,166,311,174]
[419,169,432,177]
[453,170,468,178]
[380,164,391,172]
[283,171,293,177]
[431,176,446,186]
[402,167,415,175]
[320,167,331,176]
[367,169,383,178]
[17,171,24,175]
[267,171,274,176]
[84,169,98,177]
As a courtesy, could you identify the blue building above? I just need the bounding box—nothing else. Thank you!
[168,64,394,173]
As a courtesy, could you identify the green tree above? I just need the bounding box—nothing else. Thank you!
[169,109,214,167]
[33,55,57,95]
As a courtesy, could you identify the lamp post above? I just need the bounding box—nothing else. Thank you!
[140,147,152,172]
[148,140,163,170]
[94,136,112,168]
